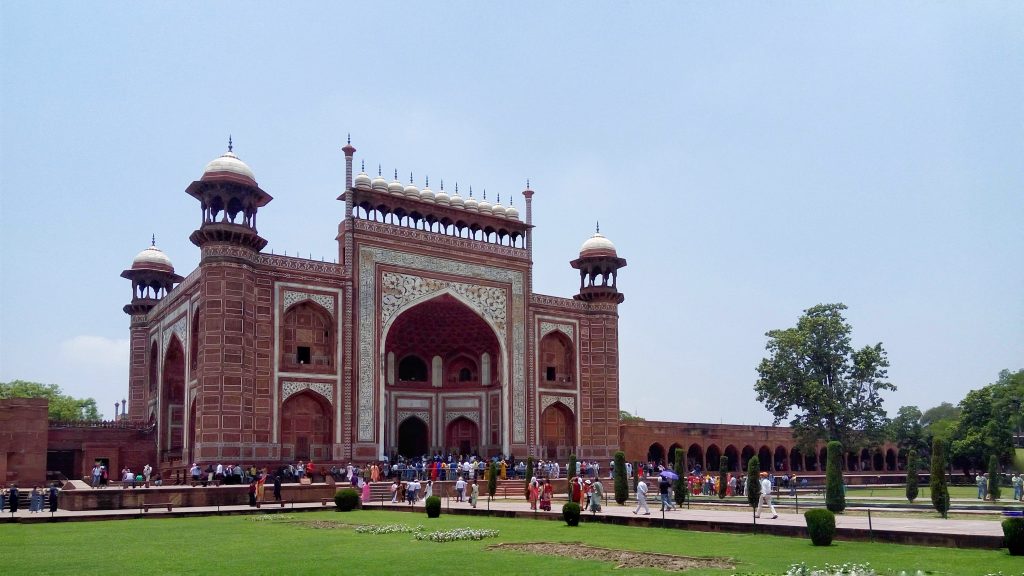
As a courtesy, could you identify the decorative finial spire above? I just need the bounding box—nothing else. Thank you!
[469,186,473,197]
[228,135,233,152]
[410,172,414,184]
[361,159,365,172]
[497,194,501,203]
[151,234,156,247]
[425,175,429,187]
[347,133,351,145]
[440,178,444,190]
[526,178,530,189]
[483,189,487,200]
[378,164,382,176]
[596,221,600,233]
[455,183,459,193]
[394,169,398,180]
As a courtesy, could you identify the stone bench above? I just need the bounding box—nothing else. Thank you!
[255,500,289,508]
[141,502,173,512]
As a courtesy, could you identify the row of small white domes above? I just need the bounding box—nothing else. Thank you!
[353,171,520,220]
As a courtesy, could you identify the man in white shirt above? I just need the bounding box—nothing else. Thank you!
[632,478,650,515]
[455,476,466,502]
[755,472,778,519]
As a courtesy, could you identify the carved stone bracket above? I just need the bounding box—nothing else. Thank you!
[282,290,336,318]
[397,410,429,425]
[444,411,480,426]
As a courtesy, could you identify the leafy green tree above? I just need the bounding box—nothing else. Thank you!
[755,303,895,449]
[618,410,646,422]
[950,377,1015,474]
[930,438,950,518]
[613,451,628,505]
[920,401,960,446]
[746,455,761,510]
[673,448,686,506]
[987,454,1001,501]
[888,405,926,456]
[487,461,498,497]
[523,457,534,499]
[0,380,101,421]
[718,455,729,499]
[905,450,919,503]
[825,441,846,513]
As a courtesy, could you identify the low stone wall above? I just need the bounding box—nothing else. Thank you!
[59,482,337,511]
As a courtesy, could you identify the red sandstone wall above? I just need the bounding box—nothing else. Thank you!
[0,398,48,485]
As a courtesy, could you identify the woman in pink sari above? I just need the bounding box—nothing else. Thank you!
[528,477,539,510]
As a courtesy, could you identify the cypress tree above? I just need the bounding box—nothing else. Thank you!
[673,448,687,506]
[613,451,628,505]
[566,454,577,496]
[632,463,640,492]
[825,441,846,513]
[487,461,498,497]
[746,455,761,510]
[930,438,950,518]
[718,455,729,499]
[523,456,534,499]
[905,450,919,503]
[987,454,1001,501]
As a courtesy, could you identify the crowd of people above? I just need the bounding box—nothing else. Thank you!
[1,483,60,513]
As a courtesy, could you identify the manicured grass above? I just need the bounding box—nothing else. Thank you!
[1015,448,1024,473]
[843,485,999,501]
[3,509,1021,575]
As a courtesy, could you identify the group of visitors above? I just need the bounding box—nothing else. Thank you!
[981,472,1024,501]
[1,483,60,513]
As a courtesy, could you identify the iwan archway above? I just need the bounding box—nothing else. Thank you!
[381,292,507,458]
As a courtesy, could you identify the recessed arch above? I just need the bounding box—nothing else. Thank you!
[706,444,722,472]
[161,335,186,456]
[281,300,333,370]
[687,443,704,471]
[723,445,739,472]
[741,445,756,471]
[397,416,429,458]
[281,391,332,461]
[758,445,772,472]
[647,442,666,466]
[538,330,575,385]
[774,446,789,472]
[540,401,575,460]
[397,354,429,382]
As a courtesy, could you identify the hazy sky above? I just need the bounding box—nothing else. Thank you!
[2,2,1021,423]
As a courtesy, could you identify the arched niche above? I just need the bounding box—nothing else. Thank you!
[281,301,334,371]
[281,391,332,461]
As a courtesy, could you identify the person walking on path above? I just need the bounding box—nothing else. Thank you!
[977,473,987,499]
[1012,473,1023,501]
[469,480,479,508]
[633,478,650,515]
[48,483,59,512]
[755,472,778,519]
[590,479,604,513]
[272,475,282,502]
[8,485,19,513]
[455,476,466,502]
[658,475,675,511]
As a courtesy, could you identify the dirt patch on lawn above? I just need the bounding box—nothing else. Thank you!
[487,542,734,571]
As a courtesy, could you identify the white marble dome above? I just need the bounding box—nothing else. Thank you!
[449,187,465,208]
[371,171,388,192]
[477,194,492,215]
[579,231,617,257]
[491,197,507,218]
[506,204,520,220]
[464,192,479,212]
[420,181,435,203]
[353,170,371,190]
[403,180,420,198]
[203,151,255,181]
[131,244,174,272]
[388,173,405,196]
[435,184,450,206]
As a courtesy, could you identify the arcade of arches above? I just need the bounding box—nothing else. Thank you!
[622,422,901,474]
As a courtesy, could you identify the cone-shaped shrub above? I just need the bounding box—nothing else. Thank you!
[523,457,534,499]
[929,438,950,518]
[746,455,761,510]
[613,451,628,505]
[487,461,498,497]
[718,455,729,499]
[905,450,919,503]
[424,495,441,518]
[673,448,687,506]
[825,441,845,513]
[987,454,1001,501]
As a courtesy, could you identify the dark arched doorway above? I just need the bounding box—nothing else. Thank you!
[706,445,721,472]
[758,446,772,472]
[668,443,683,467]
[647,443,665,466]
[687,443,704,471]
[446,417,479,456]
[741,445,756,471]
[398,417,429,457]
[724,445,739,472]
[161,337,185,460]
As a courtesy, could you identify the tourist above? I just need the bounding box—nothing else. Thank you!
[540,479,553,511]
[407,478,419,505]
[91,463,103,488]
[205,463,214,486]
[455,475,466,502]
[424,479,433,499]
[755,472,778,519]
[1012,473,1023,501]
[190,463,201,486]
[122,467,134,489]
[977,473,987,499]
[273,475,282,502]
[633,477,650,515]
[247,479,258,507]
[390,479,399,503]
[469,480,479,508]
[9,484,19,513]
[154,472,163,487]
[590,478,604,513]
[143,464,153,486]
[658,474,674,511]
[49,483,59,512]
[0,486,6,512]
[528,477,539,510]
[360,476,370,503]
[29,485,43,513]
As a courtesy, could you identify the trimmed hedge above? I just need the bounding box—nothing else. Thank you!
[487,461,498,497]
[1003,517,1024,556]
[562,501,581,527]
[804,508,836,546]
[523,457,534,499]
[746,455,761,510]
[987,454,1001,501]
[929,438,950,518]
[334,488,360,511]
[905,450,919,503]
[424,495,441,518]
[673,448,687,506]
[718,455,729,500]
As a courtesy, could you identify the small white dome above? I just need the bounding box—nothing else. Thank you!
[388,174,405,196]
[371,172,388,192]
[506,204,520,220]
[464,193,479,212]
[420,182,435,203]
[132,244,174,272]
[203,151,255,181]
[477,195,493,215]
[491,197,507,218]
[354,171,371,190]
[404,181,420,198]
[579,232,617,257]
[449,188,465,208]
[435,186,450,206]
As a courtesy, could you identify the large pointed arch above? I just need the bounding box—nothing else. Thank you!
[539,401,575,460]
[160,335,186,460]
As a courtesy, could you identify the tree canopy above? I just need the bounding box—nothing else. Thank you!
[887,405,926,455]
[619,410,645,422]
[755,303,895,449]
[0,380,101,421]
[948,369,1021,473]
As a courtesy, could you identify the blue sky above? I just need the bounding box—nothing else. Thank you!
[1,1,1021,423]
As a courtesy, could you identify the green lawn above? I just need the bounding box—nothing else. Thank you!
[3,510,1020,575]
[843,485,993,501]
[1015,448,1024,473]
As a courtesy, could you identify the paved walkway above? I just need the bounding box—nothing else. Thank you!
[2,493,1008,549]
